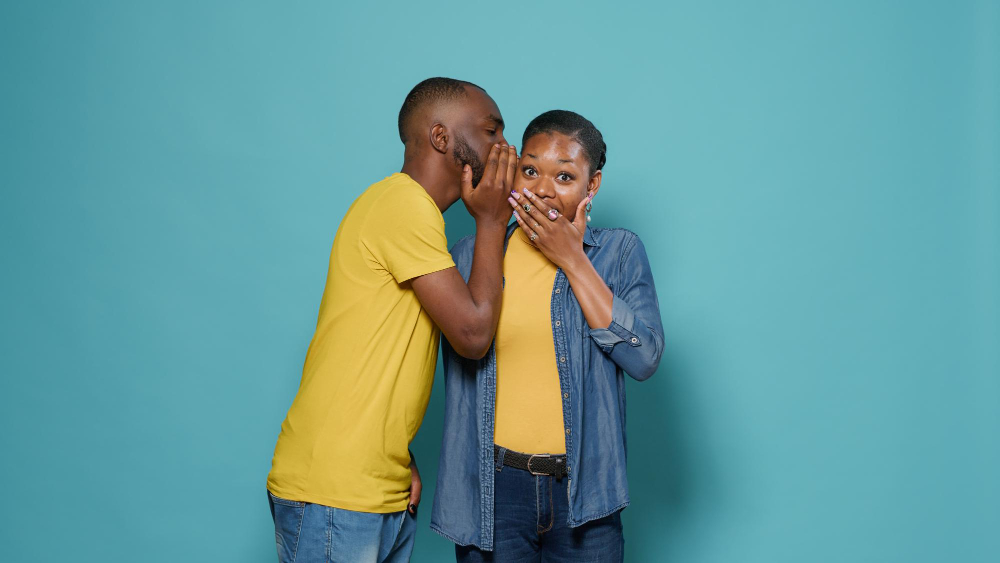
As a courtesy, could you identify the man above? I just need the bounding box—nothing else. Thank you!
[266,78,516,562]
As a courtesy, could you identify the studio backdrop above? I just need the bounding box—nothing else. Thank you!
[2,1,997,562]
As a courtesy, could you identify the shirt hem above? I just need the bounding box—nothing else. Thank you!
[568,500,630,528]
[266,483,408,514]
[430,523,489,551]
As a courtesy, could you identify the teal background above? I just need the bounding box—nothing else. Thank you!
[2,1,998,562]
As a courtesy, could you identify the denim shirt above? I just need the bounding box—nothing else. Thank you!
[430,223,664,550]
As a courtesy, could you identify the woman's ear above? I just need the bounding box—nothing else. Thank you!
[429,123,448,154]
[587,170,602,199]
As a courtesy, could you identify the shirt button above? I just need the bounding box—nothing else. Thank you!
[560,356,566,363]
[630,337,638,344]
[563,392,569,399]
[565,428,571,435]
[555,321,561,327]
[555,288,561,294]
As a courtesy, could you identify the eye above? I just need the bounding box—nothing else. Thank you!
[557,172,574,182]
[486,129,497,136]
[522,166,538,178]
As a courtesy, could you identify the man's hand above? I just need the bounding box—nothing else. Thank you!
[408,457,422,515]
[460,143,518,228]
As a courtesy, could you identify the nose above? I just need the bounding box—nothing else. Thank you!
[497,132,509,146]
[533,178,556,199]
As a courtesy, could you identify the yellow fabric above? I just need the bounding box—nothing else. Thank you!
[267,173,456,512]
[494,229,566,455]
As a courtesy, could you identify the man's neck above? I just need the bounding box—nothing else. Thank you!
[401,157,456,213]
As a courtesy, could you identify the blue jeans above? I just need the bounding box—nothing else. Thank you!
[267,490,416,563]
[455,455,624,562]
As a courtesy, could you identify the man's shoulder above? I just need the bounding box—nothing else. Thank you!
[351,174,442,232]
[362,173,432,205]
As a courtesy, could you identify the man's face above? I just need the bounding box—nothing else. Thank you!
[450,87,507,186]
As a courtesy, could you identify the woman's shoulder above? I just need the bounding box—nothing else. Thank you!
[589,226,644,253]
[448,234,477,275]
[450,233,476,256]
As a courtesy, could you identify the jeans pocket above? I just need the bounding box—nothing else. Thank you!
[268,491,305,563]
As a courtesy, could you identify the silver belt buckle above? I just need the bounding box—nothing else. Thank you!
[527,454,552,476]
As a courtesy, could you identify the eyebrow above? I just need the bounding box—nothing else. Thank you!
[486,114,504,128]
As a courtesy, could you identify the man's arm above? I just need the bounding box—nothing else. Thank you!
[412,144,516,359]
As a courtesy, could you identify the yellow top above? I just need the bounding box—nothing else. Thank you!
[267,173,456,512]
[494,229,566,454]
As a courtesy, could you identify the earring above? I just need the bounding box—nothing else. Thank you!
[586,199,593,223]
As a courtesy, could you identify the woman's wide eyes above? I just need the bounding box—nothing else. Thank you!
[521,168,573,181]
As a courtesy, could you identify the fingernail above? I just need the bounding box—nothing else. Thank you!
[508,197,516,205]
[511,191,519,199]
[513,210,520,218]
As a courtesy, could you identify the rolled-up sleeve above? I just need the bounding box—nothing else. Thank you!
[587,235,664,381]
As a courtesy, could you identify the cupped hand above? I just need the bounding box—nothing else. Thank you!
[461,143,518,228]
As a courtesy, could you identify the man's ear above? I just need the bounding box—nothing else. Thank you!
[429,123,448,154]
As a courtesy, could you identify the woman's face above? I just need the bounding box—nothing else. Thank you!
[515,132,601,223]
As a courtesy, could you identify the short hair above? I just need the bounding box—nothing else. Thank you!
[522,110,607,174]
[398,77,484,144]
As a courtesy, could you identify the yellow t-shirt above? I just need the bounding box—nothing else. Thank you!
[494,229,566,455]
[267,173,456,512]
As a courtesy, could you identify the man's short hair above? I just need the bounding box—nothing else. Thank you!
[398,77,483,144]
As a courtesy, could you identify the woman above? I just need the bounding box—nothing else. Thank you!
[430,110,664,562]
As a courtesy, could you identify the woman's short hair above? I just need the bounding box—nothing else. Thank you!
[522,110,606,174]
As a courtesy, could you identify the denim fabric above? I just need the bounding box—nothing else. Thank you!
[455,447,623,562]
[431,224,664,550]
[268,490,416,563]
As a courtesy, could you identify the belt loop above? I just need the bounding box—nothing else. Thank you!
[495,446,505,472]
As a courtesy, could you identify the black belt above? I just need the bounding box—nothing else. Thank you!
[495,445,567,480]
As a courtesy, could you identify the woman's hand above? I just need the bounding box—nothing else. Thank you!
[509,187,613,329]
[509,188,590,270]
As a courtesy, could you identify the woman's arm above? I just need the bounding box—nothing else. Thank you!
[586,235,664,381]
[560,252,613,329]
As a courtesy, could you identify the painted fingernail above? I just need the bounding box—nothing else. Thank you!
[513,210,520,218]
[508,197,516,205]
